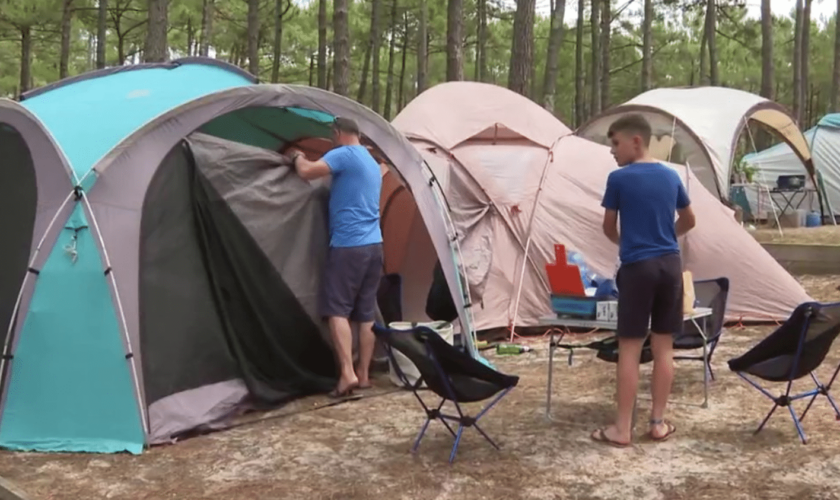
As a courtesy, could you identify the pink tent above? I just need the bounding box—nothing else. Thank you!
[389,82,810,330]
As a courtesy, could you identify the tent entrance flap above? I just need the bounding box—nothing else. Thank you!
[140,135,338,428]
[0,124,37,355]
[187,146,337,403]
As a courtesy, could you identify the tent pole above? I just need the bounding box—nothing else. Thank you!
[509,134,565,341]
[79,193,149,436]
[743,118,783,236]
[423,162,481,358]
[0,192,76,399]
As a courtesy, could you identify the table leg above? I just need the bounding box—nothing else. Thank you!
[546,332,556,420]
[697,316,709,409]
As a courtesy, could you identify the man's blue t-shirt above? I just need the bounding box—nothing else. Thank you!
[322,145,383,248]
[601,162,691,265]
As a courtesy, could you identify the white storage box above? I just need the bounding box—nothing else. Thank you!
[596,301,618,322]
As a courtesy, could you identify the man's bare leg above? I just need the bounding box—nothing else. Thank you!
[329,316,358,392]
[354,321,375,387]
[649,332,675,438]
[595,337,645,444]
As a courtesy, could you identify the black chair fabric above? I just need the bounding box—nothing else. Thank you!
[728,302,840,382]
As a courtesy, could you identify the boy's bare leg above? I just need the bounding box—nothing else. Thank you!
[329,316,358,393]
[649,332,675,437]
[595,337,645,444]
[355,321,375,387]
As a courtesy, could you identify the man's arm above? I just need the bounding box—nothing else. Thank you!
[291,153,332,181]
[675,177,695,236]
[602,209,620,245]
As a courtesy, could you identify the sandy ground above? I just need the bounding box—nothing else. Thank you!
[1,275,840,499]
[751,225,840,245]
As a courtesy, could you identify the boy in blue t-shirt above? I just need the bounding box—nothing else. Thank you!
[591,114,696,448]
[289,117,383,399]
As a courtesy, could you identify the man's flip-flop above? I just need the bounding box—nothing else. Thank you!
[590,427,631,448]
[648,420,677,442]
[328,383,359,399]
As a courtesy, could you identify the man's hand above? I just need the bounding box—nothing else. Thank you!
[289,149,331,181]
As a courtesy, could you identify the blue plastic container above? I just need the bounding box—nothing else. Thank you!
[806,211,822,228]
[550,294,598,319]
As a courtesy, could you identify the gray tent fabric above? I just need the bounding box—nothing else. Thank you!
[85,84,479,423]
[141,132,338,441]
[188,133,331,333]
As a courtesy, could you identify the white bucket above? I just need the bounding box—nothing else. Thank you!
[387,321,454,388]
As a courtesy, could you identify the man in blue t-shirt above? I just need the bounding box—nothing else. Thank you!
[590,114,696,448]
[289,117,383,398]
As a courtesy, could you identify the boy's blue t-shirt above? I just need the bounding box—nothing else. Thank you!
[322,144,383,248]
[601,162,691,265]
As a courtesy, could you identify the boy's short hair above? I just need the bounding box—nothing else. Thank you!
[333,116,360,136]
[607,113,652,146]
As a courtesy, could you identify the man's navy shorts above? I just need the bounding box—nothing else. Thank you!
[616,252,684,339]
[318,243,383,322]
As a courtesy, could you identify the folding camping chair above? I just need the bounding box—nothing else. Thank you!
[727,301,840,444]
[672,277,730,407]
[372,324,519,464]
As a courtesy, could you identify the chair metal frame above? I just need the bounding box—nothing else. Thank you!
[376,325,514,464]
[733,302,840,444]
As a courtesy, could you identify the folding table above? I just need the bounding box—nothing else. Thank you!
[539,307,713,420]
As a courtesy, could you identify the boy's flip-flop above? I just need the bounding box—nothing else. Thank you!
[648,420,677,442]
[590,427,631,448]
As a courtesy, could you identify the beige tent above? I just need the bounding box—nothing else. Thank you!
[576,86,825,213]
[389,82,811,330]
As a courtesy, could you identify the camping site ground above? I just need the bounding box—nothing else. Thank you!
[2,233,840,499]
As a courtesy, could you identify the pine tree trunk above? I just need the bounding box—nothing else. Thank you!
[600,0,610,109]
[97,0,108,68]
[271,0,290,83]
[705,0,718,85]
[542,0,566,110]
[333,0,350,96]
[144,0,169,62]
[199,0,214,56]
[476,0,488,82]
[247,0,260,77]
[574,0,585,125]
[590,0,602,115]
[357,0,381,104]
[398,12,409,110]
[801,0,812,126]
[317,0,328,89]
[641,0,652,91]
[793,0,803,123]
[60,0,74,78]
[416,0,428,93]
[19,26,32,96]
[371,0,383,111]
[699,23,707,84]
[760,0,773,99]
[446,0,464,81]
[508,0,535,96]
[383,0,398,119]
[831,0,840,111]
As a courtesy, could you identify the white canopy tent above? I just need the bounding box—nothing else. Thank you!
[743,114,840,220]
